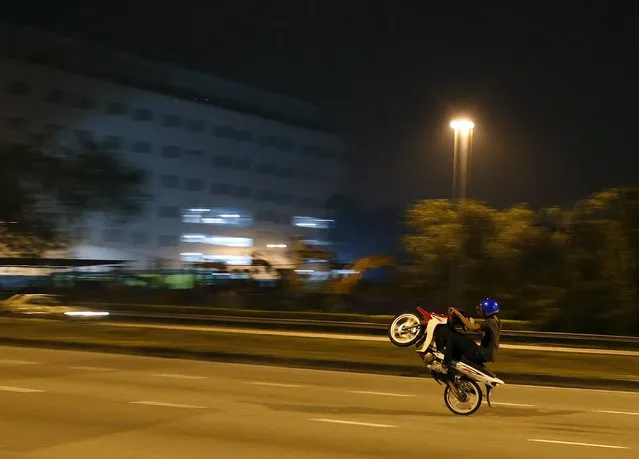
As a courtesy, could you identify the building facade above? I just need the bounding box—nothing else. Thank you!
[0,23,346,269]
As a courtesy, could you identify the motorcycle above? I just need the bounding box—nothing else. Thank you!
[388,306,504,415]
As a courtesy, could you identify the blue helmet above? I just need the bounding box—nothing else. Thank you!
[478,298,500,316]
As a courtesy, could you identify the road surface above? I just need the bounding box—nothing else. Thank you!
[0,345,637,458]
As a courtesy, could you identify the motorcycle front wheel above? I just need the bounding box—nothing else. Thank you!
[387,312,423,347]
[443,378,483,416]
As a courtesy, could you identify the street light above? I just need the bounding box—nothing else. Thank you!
[449,118,475,306]
[450,118,475,202]
[450,119,475,131]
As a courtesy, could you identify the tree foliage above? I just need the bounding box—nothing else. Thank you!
[403,187,639,334]
[0,136,148,256]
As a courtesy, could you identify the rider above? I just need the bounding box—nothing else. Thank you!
[438,298,502,373]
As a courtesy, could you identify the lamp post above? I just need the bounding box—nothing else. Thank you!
[449,119,474,307]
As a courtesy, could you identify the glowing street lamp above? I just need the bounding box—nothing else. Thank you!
[449,119,475,131]
[449,118,475,307]
[449,118,475,202]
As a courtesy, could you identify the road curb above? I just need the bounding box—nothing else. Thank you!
[0,336,637,392]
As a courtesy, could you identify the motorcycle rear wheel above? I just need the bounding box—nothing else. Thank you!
[443,378,483,416]
[388,312,423,347]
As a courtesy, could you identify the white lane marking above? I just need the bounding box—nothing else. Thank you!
[130,401,206,409]
[350,390,416,398]
[107,322,639,356]
[310,418,396,428]
[491,402,536,407]
[70,366,115,371]
[0,385,45,393]
[511,384,639,396]
[153,373,208,380]
[0,359,39,365]
[593,410,639,416]
[504,344,639,356]
[528,439,629,450]
[245,381,305,388]
[110,323,385,342]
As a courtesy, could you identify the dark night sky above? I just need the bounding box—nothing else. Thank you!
[3,4,639,254]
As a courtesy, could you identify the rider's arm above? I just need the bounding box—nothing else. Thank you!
[451,308,481,331]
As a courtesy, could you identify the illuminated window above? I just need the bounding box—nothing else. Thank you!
[292,216,333,229]
[182,208,253,227]
[304,239,331,246]
[180,253,252,265]
[181,234,253,247]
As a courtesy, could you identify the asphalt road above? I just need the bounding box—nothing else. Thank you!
[0,346,637,458]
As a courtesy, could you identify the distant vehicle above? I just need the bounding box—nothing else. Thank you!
[0,294,110,320]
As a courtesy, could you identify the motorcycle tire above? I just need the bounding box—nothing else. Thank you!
[388,312,424,347]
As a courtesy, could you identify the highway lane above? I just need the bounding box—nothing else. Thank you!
[0,346,637,458]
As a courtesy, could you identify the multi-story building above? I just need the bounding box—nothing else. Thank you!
[0,23,347,270]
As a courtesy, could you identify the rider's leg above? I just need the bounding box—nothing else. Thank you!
[443,334,487,373]
[443,332,472,366]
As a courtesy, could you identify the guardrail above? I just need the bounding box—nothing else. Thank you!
[103,310,639,349]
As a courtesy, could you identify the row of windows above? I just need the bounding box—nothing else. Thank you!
[4,79,339,160]
[158,209,291,226]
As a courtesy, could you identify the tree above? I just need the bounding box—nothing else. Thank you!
[403,199,547,316]
[547,187,639,333]
[403,189,639,333]
[0,135,149,256]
